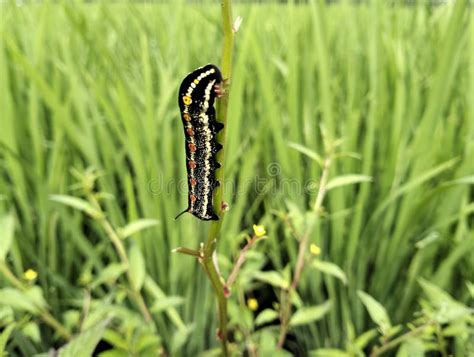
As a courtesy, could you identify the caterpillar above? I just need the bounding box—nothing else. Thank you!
[175,64,223,221]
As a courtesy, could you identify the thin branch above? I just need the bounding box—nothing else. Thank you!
[291,156,331,290]
[225,234,259,293]
[370,321,436,357]
[277,152,333,348]
[86,193,153,324]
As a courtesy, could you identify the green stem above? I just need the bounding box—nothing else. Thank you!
[277,150,334,348]
[87,193,153,324]
[40,310,72,341]
[201,1,235,356]
[370,321,436,357]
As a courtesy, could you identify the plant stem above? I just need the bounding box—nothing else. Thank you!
[277,153,333,348]
[0,262,24,290]
[292,156,331,290]
[225,235,258,291]
[86,193,153,324]
[201,1,234,356]
[40,310,72,341]
[370,321,436,357]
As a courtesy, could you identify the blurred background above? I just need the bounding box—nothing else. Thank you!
[0,0,472,356]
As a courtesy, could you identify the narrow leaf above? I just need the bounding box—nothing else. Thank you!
[129,244,146,291]
[290,300,332,326]
[252,271,289,289]
[444,175,474,185]
[396,337,425,357]
[309,349,350,357]
[288,142,323,166]
[373,158,459,218]
[418,278,471,323]
[151,296,184,313]
[326,175,372,191]
[25,286,47,311]
[255,309,279,326]
[354,329,378,349]
[0,323,16,352]
[357,291,391,335]
[91,263,126,289]
[171,325,194,353]
[59,318,110,357]
[312,260,347,285]
[49,195,102,218]
[119,219,159,240]
[22,322,41,343]
[0,288,40,314]
[0,213,14,262]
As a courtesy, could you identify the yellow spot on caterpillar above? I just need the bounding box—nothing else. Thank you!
[183,96,192,105]
[183,113,191,122]
[193,79,199,84]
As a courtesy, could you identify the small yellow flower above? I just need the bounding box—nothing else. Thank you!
[310,244,321,256]
[253,224,266,237]
[24,269,38,281]
[247,298,259,311]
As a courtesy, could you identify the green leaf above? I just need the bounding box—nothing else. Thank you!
[0,213,14,262]
[98,350,129,357]
[25,286,47,311]
[0,306,14,324]
[0,287,41,314]
[103,329,128,350]
[396,337,425,357]
[326,175,372,191]
[309,349,350,357]
[282,264,291,284]
[258,329,292,357]
[357,291,391,335]
[134,330,161,353]
[467,282,474,298]
[171,325,194,354]
[312,260,347,285]
[0,323,16,352]
[415,231,440,249]
[444,175,474,185]
[255,309,279,326]
[418,278,471,323]
[290,289,303,309]
[59,318,110,357]
[290,301,332,326]
[144,276,185,330]
[49,195,102,219]
[129,244,146,291]
[118,219,159,240]
[354,329,378,350]
[22,322,41,343]
[150,296,184,313]
[252,271,289,289]
[288,142,323,167]
[372,158,459,219]
[91,263,127,289]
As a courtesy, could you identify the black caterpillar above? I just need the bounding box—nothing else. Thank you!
[175,64,223,221]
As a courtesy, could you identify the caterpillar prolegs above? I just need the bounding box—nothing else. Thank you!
[175,64,223,221]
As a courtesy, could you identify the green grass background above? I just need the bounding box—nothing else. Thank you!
[0,0,473,355]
